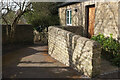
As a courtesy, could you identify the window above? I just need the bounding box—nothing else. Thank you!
[66,10,72,25]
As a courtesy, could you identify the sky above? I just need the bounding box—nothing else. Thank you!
[0,0,120,2]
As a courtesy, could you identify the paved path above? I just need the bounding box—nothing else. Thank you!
[97,59,120,79]
[3,45,82,78]
[2,44,120,79]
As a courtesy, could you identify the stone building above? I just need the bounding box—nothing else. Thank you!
[48,1,120,77]
[58,1,120,40]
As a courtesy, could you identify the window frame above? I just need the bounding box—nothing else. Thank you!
[66,9,72,26]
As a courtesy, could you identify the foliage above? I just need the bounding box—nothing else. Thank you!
[91,33,120,67]
[2,11,27,24]
[24,2,60,32]
[1,1,32,25]
[1,0,32,43]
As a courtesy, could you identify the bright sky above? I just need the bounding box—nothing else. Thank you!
[0,0,119,2]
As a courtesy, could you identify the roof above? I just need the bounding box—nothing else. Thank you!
[57,2,80,8]
[58,0,89,8]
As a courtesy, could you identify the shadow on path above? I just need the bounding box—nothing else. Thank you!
[2,44,82,78]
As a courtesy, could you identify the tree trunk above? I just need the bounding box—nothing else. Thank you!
[2,17,9,39]
[10,24,16,44]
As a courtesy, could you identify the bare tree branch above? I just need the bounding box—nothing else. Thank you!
[2,16,8,25]
[21,0,26,11]
[1,0,32,42]
[12,0,21,8]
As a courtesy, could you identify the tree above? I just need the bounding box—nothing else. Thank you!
[1,0,32,43]
[24,2,61,32]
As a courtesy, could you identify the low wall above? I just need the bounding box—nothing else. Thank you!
[48,26,101,77]
[2,24,34,45]
[58,26,83,36]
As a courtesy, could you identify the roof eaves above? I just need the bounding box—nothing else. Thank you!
[58,0,90,8]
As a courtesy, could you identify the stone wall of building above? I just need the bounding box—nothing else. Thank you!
[2,24,34,45]
[58,1,96,37]
[59,1,120,39]
[118,2,120,42]
[48,26,101,77]
[94,2,119,39]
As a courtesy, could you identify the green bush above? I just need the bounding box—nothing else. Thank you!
[91,33,120,67]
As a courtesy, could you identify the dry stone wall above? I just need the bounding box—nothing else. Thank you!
[58,26,84,36]
[48,26,101,77]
